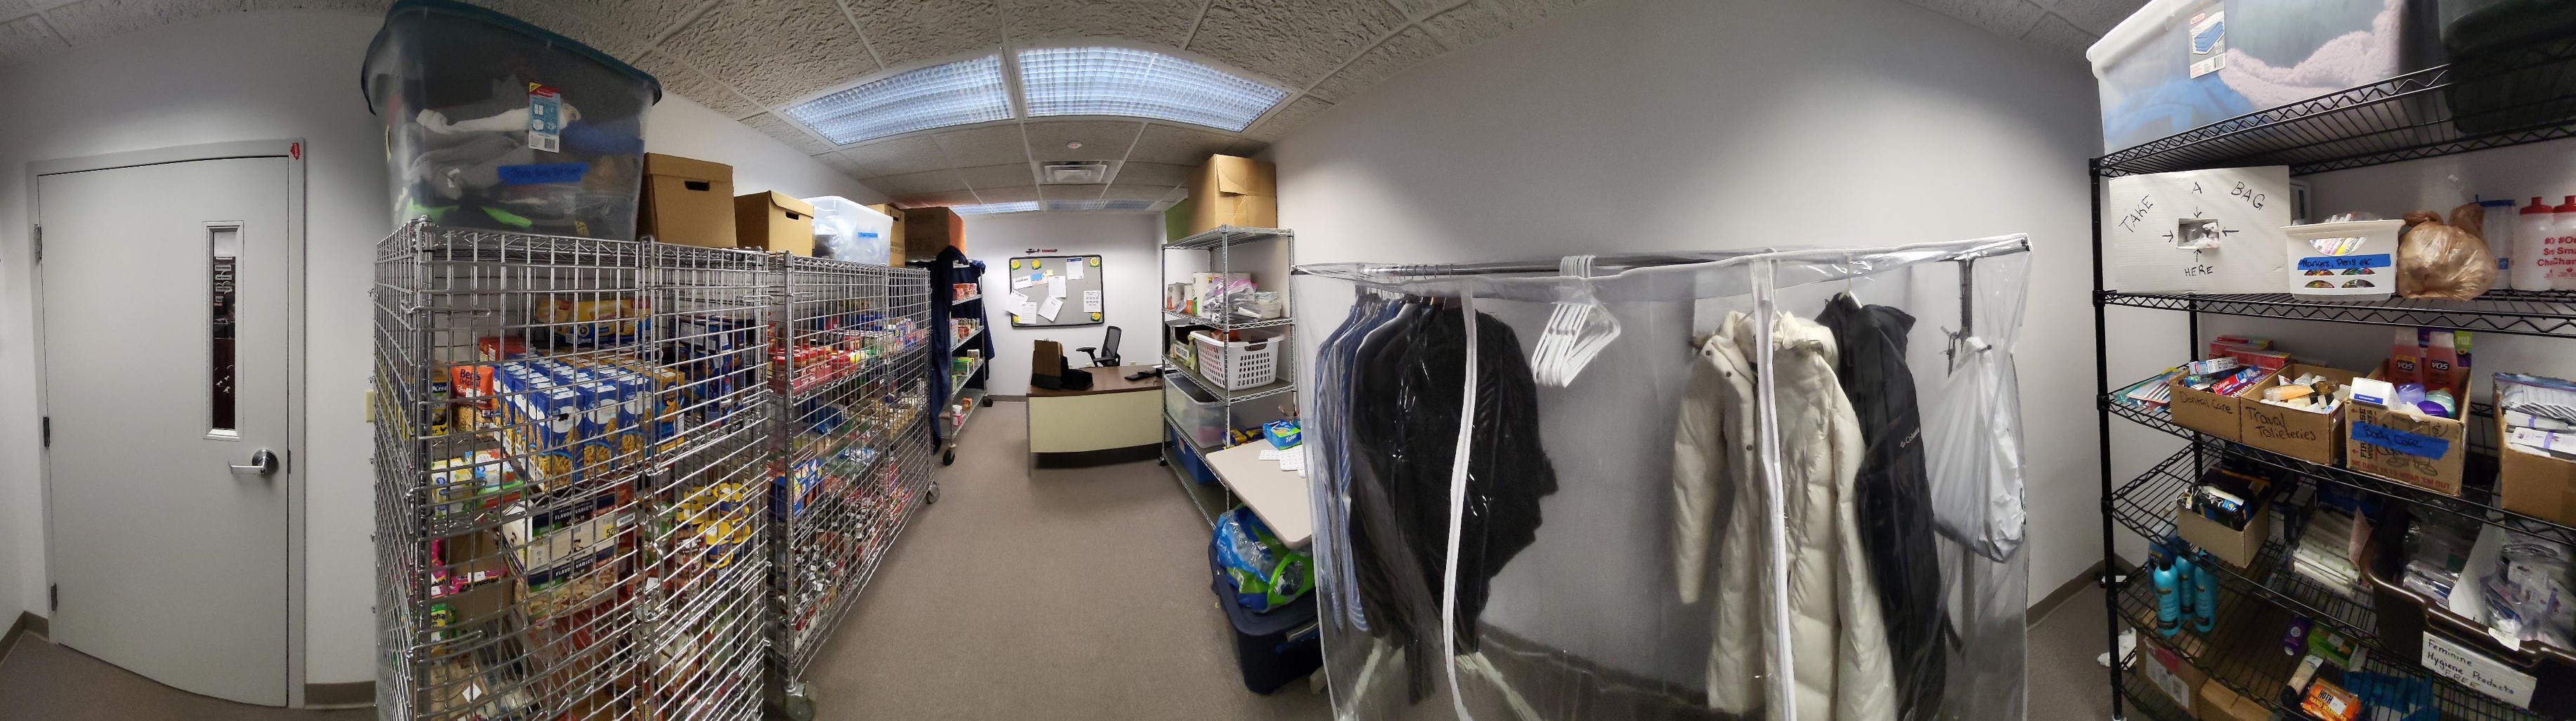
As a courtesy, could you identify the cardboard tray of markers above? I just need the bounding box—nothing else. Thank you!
[2357,509,2576,715]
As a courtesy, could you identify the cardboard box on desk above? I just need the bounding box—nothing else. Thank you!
[2239,363,2360,465]
[638,154,735,248]
[734,192,816,256]
[2497,387,2576,524]
[2176,495,2271,570]
[1184,155,1275,236]
[2344,369,2468,495]
[2168,370,2272,442]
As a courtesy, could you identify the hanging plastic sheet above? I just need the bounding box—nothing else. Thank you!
[1293,235,2032,721]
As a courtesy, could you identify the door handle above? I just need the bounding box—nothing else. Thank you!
[230,449,278,476]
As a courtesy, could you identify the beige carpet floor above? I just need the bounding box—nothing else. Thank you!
[0,634,371,721]
[800,400,1333,720]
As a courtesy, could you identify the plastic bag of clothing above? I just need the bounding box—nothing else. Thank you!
[1296,235,2034,721]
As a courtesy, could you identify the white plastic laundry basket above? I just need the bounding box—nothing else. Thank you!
[1190,331,1279,391]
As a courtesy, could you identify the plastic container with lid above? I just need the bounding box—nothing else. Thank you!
[803,196,893,266]
[2284,218,2406,301]
[2554,196,2576,290]
[2516,197,2555,291]
[2478,197,2518,290]
[363,0,661,241]
[2088,0,2439,153]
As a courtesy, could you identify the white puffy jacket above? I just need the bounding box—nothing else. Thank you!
[1672,311,1894,721]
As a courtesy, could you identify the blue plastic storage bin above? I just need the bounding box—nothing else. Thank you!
[2088,0,2440,153]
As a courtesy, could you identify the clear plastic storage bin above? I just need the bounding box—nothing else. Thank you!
[363,0,661,240]
[1166,377,1228,448]
[2089,0,2438,153]
[805,196,892,265]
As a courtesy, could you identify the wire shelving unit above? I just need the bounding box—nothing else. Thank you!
[2091,33,2576,721]
[1157,224,1296,526]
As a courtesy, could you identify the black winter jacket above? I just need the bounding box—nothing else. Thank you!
[1817,294,1947,721]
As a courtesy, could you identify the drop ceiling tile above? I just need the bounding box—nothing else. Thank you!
[659,0,878,108]
[956,162,1037,189]
[1127,123,1238,165]
[835,134,953,176]
[864,169,971,195]
[930,124,1030,167]
[1001,0,1197,47]
[1042,183,1107,201]
[2018,13,2097,58]
[743,112,837,155]
[1109,161,1189,186]
[1242,96,1332,141]
[245,0,385,12]
[546,0,709,47]
[845,0,999,69]
[976,185,1040,203]
[0,0,30,16]
[1185,0,1407,89]
[1920,0,2050,38]
[1419,0,1595,48]
[1102,183,1176,202]
[2036,0,2142,36]
[1023,120,1142,161]
[813,151,868,177]
[894,189,980,207]
[0,15,63,63]
[44,0,239,45]
[632,51,764,119]
[1306,26,1442,103]
[462,0,632,56]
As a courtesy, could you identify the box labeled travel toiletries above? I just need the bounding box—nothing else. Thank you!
[2239,364,2358,465]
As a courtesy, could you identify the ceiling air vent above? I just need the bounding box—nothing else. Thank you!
[1041,161,1111,185]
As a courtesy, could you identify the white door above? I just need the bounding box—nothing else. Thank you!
[39,155,293,706]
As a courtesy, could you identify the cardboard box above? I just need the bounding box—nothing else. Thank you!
[734,192,817,256]
[638,154,736,248]
[2238,363,2359,465]
[2346,375,2468,495]
[2135,626,2211,714]
[906,205,964,259]
[2176,495,2272,570]
[2168,371,2269,442]
[870,204,906,264]
[2194,679,2271,721]
[2498,387,2576,524]
[1183,154,1275,236]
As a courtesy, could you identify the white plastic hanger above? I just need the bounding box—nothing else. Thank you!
[1531,254,1621,387]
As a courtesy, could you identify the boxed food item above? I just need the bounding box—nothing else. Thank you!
[1184,154,1275,236]
[734,191,816,256]
[638,154,734,247]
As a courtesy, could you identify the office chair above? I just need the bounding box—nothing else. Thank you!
[1076,325,1121,368]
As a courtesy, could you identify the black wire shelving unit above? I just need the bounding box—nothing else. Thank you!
[2091,32,2576,721]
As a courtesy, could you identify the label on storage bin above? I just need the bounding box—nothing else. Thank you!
[497,162,589,186]
[2187,7,2227,78]
[2424,632,2536,708]
[527,84,563,152]
[2296,254,2393,271]
[2353,422,2450,459]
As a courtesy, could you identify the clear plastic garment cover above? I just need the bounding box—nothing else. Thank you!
[1293,235,2033,721]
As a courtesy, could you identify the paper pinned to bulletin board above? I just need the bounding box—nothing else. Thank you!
[1007,254,1105,327]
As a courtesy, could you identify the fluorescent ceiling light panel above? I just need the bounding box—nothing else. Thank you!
[1016,47,1288,131]
[1044,200,1156,212]
[952,202,1041,214]
[786,56,1012,145]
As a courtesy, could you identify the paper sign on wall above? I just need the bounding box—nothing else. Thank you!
[1067,264,1084,280]
[1083,290,1102,313]
[1039,297,1064,321]
[1048,277,1068,299]
[2105,166,2294,294]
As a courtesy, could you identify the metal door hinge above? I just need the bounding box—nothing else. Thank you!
[49,583,57,610]
[40,417,48,448]
[31,226,39,263]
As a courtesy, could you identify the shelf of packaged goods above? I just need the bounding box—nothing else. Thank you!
[942,389,985,450]
[1163,310,1294,331]
[2100,394,2576,543]
[1165,359,1294,405]
[1164,226,1292,251]
[2111,562,2542,721]
[2095,36,2576,177]
[951,294,979,306]
[787,343,926,403]
[945,358,986,402]
[2110,444,2384,644]
[2096,290,2576,339]
[949,324,983,348]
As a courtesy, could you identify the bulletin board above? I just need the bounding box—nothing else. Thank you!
[1003,255,1105,327]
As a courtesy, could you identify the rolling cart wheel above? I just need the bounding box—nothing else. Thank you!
[926,482,941,505]
[782,680,817,721]
[980,396,992,407]
[942,448,956,465]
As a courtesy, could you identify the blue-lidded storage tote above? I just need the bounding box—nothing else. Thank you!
[363,0,661,240]
[1209,543,1321,694]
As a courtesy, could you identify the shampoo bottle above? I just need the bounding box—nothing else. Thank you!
[2174,554,2197,618]
[2427,332,2459,396]
[2517,197,2555,291]
[2192,556,2217,632]
[2390,327,2424,387]
[2154,559,2181,637]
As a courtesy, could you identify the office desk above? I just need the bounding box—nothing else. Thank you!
[1027,365,1162,465]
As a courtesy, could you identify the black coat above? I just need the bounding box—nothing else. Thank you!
[1817,294,1947,721]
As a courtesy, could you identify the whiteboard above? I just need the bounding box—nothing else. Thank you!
[1003,254,1105,327]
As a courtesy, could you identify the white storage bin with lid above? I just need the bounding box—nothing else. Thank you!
[2088,0,2437,153]
[803,195,892,265]
[2284,218,2406,301]
[1166,376,1227,448]
[1190,330,1280,391]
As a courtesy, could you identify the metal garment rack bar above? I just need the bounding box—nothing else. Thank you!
[373,221,937,721]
